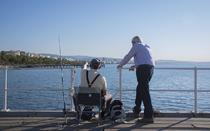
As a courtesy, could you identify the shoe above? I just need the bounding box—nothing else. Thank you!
[133,106,140,118]
[137,118,154,123]
[133,112,139,118]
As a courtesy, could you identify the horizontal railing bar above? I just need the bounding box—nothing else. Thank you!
[116,89,210,92]
[195,68,210,70]
[0,67,78,70]
[9,88,210,92]
[155,67,195,70]
[6,89,70,91]
[122,67,210,70]
[7,100,71,103]
[1,66,210,70]
[156,67,210,70]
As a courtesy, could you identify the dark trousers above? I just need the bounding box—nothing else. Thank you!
[135,64,154,118]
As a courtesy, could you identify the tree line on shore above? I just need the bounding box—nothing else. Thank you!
[0,51,85,66]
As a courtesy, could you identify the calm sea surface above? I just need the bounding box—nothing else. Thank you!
[0,63,210,112]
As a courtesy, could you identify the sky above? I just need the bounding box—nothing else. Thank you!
[0,0,210,61]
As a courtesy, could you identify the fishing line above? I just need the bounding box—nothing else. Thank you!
[58,35,67,118]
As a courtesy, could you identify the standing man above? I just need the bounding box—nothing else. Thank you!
[117,36,155,123]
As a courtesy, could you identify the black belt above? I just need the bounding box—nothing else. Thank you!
[136,64,154,68]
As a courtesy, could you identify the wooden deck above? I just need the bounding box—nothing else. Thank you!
[0,115,210,131]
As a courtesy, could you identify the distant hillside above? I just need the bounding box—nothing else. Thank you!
[0,51,85,66]
[39,53,123,64]
[156,60,210,67]
[6,51,209,67]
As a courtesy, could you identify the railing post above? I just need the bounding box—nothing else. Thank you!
[70,66,76,111]
[119,68,122,101]
[2,66,9,112]
[194,67,198,114]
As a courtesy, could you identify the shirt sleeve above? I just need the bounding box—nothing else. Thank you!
[119,45,136,66]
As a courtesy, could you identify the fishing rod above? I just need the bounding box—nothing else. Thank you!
[58,36,67,121]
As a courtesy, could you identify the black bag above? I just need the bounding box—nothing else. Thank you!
[110,100,126,120]
[81,106,95,120]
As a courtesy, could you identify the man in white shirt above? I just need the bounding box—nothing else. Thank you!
[75,58,112,118]
[80,59,107,92]
[117,36,155,123]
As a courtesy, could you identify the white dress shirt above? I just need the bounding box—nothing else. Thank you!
[119,43,155,67]
[80,69,107,91]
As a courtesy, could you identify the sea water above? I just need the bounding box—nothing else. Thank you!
[0,62,210,112]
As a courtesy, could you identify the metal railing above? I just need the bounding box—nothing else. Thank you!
[1,66,210,113]
[118,67,210,114]
[1,66,79,112]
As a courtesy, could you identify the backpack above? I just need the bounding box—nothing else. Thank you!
[110,100,126,121]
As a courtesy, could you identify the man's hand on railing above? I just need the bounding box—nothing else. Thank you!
[129,65,135,71]
[117,64,122,69]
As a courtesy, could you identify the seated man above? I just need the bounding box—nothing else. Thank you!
[74,58,112,118]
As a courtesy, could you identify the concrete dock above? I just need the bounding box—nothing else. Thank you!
[0,111,210,131]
